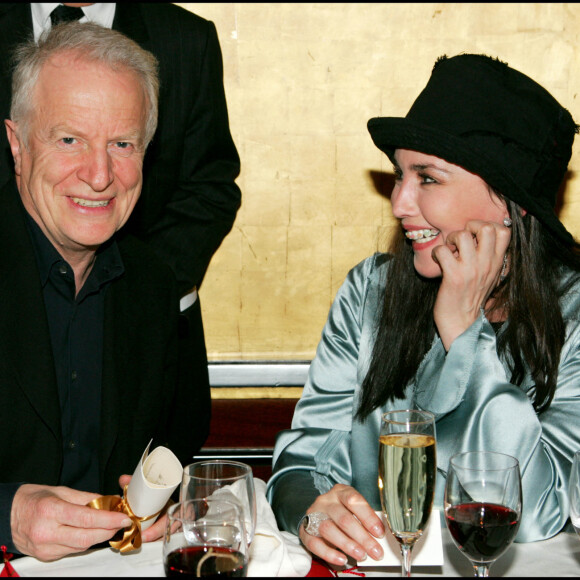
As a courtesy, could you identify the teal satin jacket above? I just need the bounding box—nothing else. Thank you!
[266,252,580,542]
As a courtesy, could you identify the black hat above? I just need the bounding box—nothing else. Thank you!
[367,53,579,246]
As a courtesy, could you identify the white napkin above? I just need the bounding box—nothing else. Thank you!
[207,478,255,531]
[248,478,312,577]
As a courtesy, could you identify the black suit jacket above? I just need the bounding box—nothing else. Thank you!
[0,180,203,487]
[0,2,241,292]
[0,180,205,549]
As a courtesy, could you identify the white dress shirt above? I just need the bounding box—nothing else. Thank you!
[30,3,116,40]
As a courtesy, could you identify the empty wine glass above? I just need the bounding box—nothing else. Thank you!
[181,460,257,546]
[378,409,437,577]
[163,498,248,577]
[570,450,580,538]
[444,451,522,577]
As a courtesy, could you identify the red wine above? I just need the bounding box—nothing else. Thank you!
[445,502,520,563]
[164,546,247,577]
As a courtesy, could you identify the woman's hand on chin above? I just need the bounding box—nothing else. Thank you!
[432,219,511,350]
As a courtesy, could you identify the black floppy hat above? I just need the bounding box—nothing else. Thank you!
[367,53,579,246]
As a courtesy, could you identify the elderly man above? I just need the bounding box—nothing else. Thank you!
[0,22,197,561]
[0,4,245,455]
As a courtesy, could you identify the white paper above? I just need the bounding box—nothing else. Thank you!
[126,440,182,530]
[357,510,444,567]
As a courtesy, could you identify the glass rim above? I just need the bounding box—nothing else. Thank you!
[449,450,519,471]
[182,460,253,481]
[381,409,435,425]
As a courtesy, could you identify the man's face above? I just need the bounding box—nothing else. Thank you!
[6,52,147,261]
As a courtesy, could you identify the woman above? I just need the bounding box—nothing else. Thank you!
[266,53,580,567]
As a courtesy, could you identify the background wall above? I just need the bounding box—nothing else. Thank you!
[177,3,580,362]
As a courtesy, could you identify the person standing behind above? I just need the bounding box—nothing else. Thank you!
[0,21,198,561]
[0,3,244,450]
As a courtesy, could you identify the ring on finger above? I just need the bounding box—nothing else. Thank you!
[301,512,331,537]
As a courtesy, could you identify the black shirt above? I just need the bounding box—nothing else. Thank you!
[25,214,124,493]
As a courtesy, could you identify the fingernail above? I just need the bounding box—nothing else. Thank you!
[336,554,348,566]
[353,548,366,561]
[370,546,383,560]
[372,525,384,538]
[121,518,132,527]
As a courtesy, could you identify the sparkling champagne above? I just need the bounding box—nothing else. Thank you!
[378,433,436,542]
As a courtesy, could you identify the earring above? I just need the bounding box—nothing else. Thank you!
[503,217,512,227]
[500,254,509,281]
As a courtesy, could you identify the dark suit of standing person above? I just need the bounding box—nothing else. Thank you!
[0,21,201,561]
[0,3,244,451]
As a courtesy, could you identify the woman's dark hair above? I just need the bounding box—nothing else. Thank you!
[356,198,580,420]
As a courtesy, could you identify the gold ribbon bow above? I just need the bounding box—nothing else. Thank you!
[87,485,162,553]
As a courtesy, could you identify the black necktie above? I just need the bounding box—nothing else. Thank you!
[50,5,84,26]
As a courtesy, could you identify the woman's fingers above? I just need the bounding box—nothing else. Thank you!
[435,221,510,282]
[299,484,385,566]
[300,515,383,566]
[432,220,512,349]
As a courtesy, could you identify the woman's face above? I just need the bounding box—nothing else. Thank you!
[391,149,507,279]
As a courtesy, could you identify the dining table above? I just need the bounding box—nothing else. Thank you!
[350,524,580,577]
[9,516,580,577]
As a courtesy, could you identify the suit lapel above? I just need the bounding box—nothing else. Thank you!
[0,181,61,443]
[0,5,33,182]
[0,4,33,71]
[98,268,130,481]
[112,4,150,46]
[0,4,33,86]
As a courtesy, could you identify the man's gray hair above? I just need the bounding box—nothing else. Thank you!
[10,21,159,146]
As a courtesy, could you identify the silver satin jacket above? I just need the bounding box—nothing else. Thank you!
[266,252,580,542]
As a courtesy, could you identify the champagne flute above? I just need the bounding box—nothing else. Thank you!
[570,450,580,538]
[444,451,522,577]
[163,498,248,577]
[378,409,437,577]
[181,460,257,546]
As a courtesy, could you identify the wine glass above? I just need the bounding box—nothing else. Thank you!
[163,498,248,577]
[181,460,257,545]
[378,409,437,577]
[444,451,522,577]
[570,450,580,538]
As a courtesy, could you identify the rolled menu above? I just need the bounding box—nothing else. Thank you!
[87,440,182,553]
[126,440,183,531]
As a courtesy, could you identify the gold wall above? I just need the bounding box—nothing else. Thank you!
[177,3,580,362]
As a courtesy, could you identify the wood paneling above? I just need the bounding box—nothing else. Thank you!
[196,398,298,481]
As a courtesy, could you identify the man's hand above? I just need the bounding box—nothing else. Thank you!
[11,484,133,562]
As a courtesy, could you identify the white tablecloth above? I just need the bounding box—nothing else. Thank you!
[340,517,580,578]
[12,514,580,577]
[13,543,164,577]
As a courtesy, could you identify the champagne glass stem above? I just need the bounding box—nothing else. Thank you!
[400,544,413,577]
[472,563,490,577]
